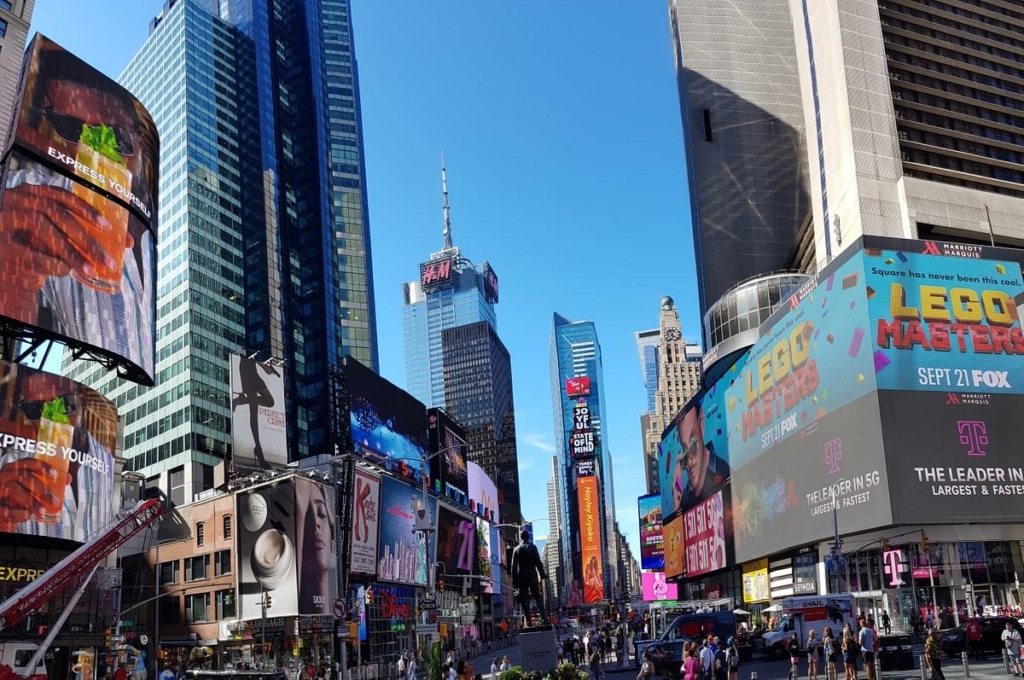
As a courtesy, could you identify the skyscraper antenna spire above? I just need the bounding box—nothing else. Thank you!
[441,151,452,250]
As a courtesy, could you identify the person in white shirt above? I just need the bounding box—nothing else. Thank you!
[1002,621,1023,677]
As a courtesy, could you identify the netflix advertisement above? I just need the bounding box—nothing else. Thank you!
[0,35,159,385]
[865,240,1024,395]
[577,475,605,603]
[638,493,664,570]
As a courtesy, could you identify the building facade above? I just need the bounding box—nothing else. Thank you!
[544,455,563,609]
[791,0,1024,262]
[550,313,618,607]
[0,0,33,147]
[64,0,378,501]
[668,0,813,324]
[636,297,702,495]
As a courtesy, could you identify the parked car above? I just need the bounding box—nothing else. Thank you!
[940,617,1023,658]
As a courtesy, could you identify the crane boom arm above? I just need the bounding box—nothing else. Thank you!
[0,498,164,631]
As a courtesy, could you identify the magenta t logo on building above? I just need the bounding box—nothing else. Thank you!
[882,549,906,586]
[824,438,843,474]
[958,420,988,456]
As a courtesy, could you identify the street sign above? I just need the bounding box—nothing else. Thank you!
[333,599,346,619]
[417,624,438,634]
[110,636,125,643]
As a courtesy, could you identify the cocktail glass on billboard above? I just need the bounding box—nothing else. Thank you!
[33,397,75,522]
[70,125,131,292]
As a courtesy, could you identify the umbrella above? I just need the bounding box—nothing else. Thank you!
[733,609,751,616]
[763,604,783,613]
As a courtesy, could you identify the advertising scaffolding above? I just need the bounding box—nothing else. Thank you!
[0,35,159,385]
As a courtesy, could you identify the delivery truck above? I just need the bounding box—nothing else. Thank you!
[762,594,857,660]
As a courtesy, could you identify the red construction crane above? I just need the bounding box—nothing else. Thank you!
[0,498,163,633]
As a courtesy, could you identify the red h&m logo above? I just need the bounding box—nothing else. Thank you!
[958,420,988,456]
[421,259,453,286]
[922,241,942,256]
[882,549,907,586]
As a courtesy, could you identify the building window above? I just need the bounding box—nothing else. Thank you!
[214,549,231,576]
[216,589,236,619]
[158,561,179,585]
[185,593,210,623]
[223,515,232,540]
[196,522,205,547]
[0,1,11,12]
[184,555,209,581]
[159,597,180,624]
[0,19,7,38]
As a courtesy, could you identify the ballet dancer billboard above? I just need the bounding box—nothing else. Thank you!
[230,353,288,469]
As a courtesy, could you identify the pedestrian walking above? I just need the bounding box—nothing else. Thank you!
[925,629,945,680]
[823,626,840,680]
[807,630,821,680]
[842,624,860,680]
[589,647,602,679]
[789,632,801,679]
[1002,622,1023,676]
[881,612,892,636]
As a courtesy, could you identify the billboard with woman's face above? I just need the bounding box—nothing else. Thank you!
[0,35,158,384]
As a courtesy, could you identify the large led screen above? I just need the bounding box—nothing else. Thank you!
[641,571,679,602]
[638,493,664,570]
[347,357,428,483]
[467,461,499,523]
[236,478,337,619]
[475,518,495,594]
[865,241,1024,395]
[0,360,115,543]
[663,514,685,581]
[436,505,475,576]
[0,35,158,385]
[376,475,436,586]
[427,408,469,508]
[577,475,605,603]
[230,354,287,469]
[350,469,380,577]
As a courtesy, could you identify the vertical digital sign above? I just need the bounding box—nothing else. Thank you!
[427,408,469,507]
[638,493,664,570]
[568,398,595,459]
[577,475,605,603]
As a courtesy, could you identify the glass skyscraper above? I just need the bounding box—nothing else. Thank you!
[549,313,618,604]
[64,0,377,502]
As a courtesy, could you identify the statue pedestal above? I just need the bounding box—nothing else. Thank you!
[519,626,557,673]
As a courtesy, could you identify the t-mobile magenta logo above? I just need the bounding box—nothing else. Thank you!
[957,420,988,457]
[882,549,906,586]
[824,438,842,474]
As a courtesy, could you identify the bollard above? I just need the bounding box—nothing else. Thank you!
[874,655,882,680]
[1004,649,1013,675]
[750,672,758,680]
[919,654,927,680]
[961,651,971,679]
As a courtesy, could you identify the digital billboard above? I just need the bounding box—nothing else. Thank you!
[638,493,664,570]
[238,478,336,619]
[419,257,455,291]
[467,461,499,523]
[577,475,605,603]
[742,559,770,603]
[427,408,469,507]
[0,360,115,543]
[0,35,158,385]
[350,469,380,577]
[475,518,495,594]
[482,262,499,304]
[641,571,678,602]
[663,514,685,581]
[568,398,596,459]
[880,390,1024,524]
[346,357,428,483]
[230,354,287,469]
[376,475,436,586]
[684,490,729,577]
[566,376,591,397]
[437,505,475,576]
[865,242,1024,394]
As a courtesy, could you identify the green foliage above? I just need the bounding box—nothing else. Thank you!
[427,641,444,680]
[498,662,588,680]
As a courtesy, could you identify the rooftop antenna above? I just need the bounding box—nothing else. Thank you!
[441,151,452,250]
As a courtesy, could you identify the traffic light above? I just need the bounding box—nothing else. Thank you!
[881,539,891,552]
[264,594,274,610]
[438,579,445,593]
[920,532,929,553]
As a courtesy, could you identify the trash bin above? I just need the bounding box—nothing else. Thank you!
[895,634,915,670]
[878,635,898,671]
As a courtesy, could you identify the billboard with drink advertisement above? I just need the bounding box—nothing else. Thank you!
[566,376,591,397]
[346,357,428,484]
[0,360,115,543]
[641,571,679,602]
[864,240,1024,395]
[467,461,499,523]
[376,475,436,586]
[230,354,288,469]
[577,475,605,603]
[349,469,380,577]
[663,514,685,581]
[0,35,159,385]
[436,505,476,576]
[427,408,469,508]
[638,493,664,570]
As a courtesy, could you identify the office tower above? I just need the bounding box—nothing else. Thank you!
[0,0,34,146]
[402,164,498,410]
[545,455,563,608]
[668,0,813,324]
[550,313,618,603]
[66,0,378,501]
[637,297,702,495]
[791,0,1024,260]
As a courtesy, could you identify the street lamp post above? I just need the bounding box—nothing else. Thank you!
[826,485,845,593]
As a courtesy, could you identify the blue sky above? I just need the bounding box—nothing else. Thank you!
[29,0,699,557]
